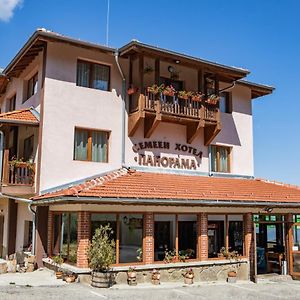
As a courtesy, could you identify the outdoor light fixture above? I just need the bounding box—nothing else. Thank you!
[175,60,180,64]
[262,206,273,213]
[123,216,129,224]
[168,65,175,73]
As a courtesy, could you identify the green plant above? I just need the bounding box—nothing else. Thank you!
[178,90,193,100]
[136,248,143,262]
[219,247,240,260]
[183,267,194,277]
[164,249,177,263]
[162,85,176,96]
[144,65,154,74]
[206,94,220,105]
[52,255,64,266]
[88,225,116,272]
[147,84,165,95]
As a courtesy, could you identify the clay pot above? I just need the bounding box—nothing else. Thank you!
[55,271,63,279]
[66,275,76,283]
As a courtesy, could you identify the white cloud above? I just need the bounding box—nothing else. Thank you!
[0,0,23,22]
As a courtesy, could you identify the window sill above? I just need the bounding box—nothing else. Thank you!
[75,85,111,93]
[73,159,108,164]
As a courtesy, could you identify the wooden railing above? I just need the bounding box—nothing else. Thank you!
[137,91,218,122]
[3,162,35,186]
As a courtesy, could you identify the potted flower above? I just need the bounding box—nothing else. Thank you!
[206,94,220,105]
[88,225,116,288]
[227,270,237,283]
[178,90,193,100]
[183,268,194,284]
[191,92,204,102]
[52,255,64,279]
[162,85,176,97]
[147,84,164,95]
[151,269,160,285]
[164,249,177,263]
[127,266,137,286]
[127,85,138,95]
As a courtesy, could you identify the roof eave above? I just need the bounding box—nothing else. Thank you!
[237,80,275,99]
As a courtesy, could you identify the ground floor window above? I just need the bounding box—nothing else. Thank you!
[90,213,144,264]
[52,212,78,264]
[154,214,197,262]
[208,215,244,258]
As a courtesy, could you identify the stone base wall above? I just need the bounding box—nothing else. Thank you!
[113,260,249,285]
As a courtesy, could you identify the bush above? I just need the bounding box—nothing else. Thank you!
[88,225,116,272]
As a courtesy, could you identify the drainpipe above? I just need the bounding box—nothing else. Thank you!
[114,50,126,166]
[219,81,236,93]
[208,145,212,176]
[0,130,3,183]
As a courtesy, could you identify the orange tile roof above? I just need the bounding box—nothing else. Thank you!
[0,108,39,125]
[33,169,300,205]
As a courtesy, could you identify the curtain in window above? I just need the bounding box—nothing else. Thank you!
[93,64,109,91]
[74,130,88,160]
[77,62,90,87]
[219,147,228,172]
[211,146,218,172]
[92,131,108,162]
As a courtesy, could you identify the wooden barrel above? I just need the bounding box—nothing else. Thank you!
[91,271,111,288]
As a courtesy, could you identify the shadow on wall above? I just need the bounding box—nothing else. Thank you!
[215,113,241,146]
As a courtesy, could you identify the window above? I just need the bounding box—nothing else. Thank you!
[91,213,144,264]
[23,220,33,250]
[74,128,109,163]
[23,135,34,161]
[219,92,232,114]
[52,213,78,264]
[208,215,244,258]
[211,145,231,173]
[154,214,198,262]
[6,94,16,112]
[27,73,38,100]
[76,60,110,91]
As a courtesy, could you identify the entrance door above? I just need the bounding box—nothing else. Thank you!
[208,221,224,258]
[290,221,300,276]
[255,215,286,275]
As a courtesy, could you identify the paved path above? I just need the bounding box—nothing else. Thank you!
[1,280,300,299]
[1,270,300,299]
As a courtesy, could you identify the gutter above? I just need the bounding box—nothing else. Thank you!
[30,196,300,208]
[114,50,126,166]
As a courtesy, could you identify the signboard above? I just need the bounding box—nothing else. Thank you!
[132,140,203,171]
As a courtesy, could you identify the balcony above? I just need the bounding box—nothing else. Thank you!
[128,89,221,144]
[1,160,36,195]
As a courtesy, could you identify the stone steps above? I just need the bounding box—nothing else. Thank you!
[256,274,293,283]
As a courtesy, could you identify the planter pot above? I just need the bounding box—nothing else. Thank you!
[227,271,237,283]
[192,96,201,102]
[184,277,194,284]
[127,88,138,95]
[66,275,76,283]
[151,278,160,285]
[55,271,63,279]
[127,272,137,286]
[163,91,175,97]
[91,271,112,288]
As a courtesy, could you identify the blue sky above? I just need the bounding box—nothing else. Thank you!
[0,0,299,185]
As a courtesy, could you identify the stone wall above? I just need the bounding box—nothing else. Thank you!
[113,260,249,284]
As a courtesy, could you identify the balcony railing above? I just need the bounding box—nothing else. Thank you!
[3,161,35,186]
[132,90,219,123]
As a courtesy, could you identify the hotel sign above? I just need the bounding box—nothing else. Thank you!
[132,140,202,170]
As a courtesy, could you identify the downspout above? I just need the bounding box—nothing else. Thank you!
[208,145,212,176]
[219,81,236,93]
[0,130,3,183]
[114,50,126,166]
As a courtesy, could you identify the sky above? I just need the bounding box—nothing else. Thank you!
[0,0,299,185]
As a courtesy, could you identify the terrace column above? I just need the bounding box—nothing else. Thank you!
[244,213,254,278]
[47,211,53,255]
[35,206,49,267]
[77,211,91,268]
[198,213,208,260]
[144,212,154,264]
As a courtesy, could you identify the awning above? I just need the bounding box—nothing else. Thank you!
[0,107,39,126]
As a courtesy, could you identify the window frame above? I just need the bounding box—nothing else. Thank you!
[76,59,111,91]
[73,127,110,163]
[6,94,16,112]
[26,72,38,101]
[219,91,232,114]
[211,145,231,173]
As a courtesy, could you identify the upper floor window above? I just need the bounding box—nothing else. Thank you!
[27,73,38,100]
[74,128,109,163]
[76,60,110,91]
[211,145,231,173]
[6,94,16,112]
[219,92,232,114]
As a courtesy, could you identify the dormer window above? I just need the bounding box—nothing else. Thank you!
[76,60,110,91]
[27,73,38,100]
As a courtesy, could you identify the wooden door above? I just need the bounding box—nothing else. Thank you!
[0,215,4,257]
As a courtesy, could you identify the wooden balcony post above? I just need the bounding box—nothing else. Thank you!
[215,74,219,95]
[139,54,144,93]
[155,58,160,84]
[2,129,9,184]
[198,69,204,93]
